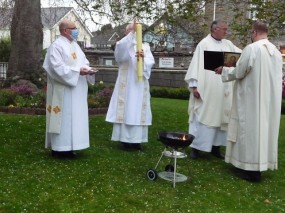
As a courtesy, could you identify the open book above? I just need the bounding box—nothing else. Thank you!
[204,51,241,71]
[87,68,98,75]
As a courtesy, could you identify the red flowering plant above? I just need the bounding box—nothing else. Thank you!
[0,84,46,108]
[88,82,113,108]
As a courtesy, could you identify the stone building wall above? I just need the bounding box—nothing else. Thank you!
[92,66,188,88]
[85,51,191,88]
[85,51,192,69]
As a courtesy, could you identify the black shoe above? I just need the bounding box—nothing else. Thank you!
[121,142,131,150]
[132,143,143,151]
[51,150,58,157]
[65,151,78,159]
[234,168,261,182]
[190,148,199,159]
[211,146,225,159]
[51,150,78,159]
[51,150,65,158]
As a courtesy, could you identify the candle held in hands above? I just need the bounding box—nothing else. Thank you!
[136,23,143,81]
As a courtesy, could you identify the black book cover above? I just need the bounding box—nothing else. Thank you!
[204,51,241,71]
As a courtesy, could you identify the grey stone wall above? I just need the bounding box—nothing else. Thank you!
[93,66,188,88]
[85,51,191,88]
[150,69,188,88]
[85,50,192,68]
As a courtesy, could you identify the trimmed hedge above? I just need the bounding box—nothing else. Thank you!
[150,86,189,100]
[88,84,190,100]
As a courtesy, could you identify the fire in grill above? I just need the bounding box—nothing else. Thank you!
[158,131,195,150]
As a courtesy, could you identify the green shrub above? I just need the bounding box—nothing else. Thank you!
[0,83,112,109]
[1,84,284,110]
[14,95,28,107]
[150,86,189,100]
[0,86,46,108]
[88,84,190,106]
[88,82,114,95]
[88,87,113,108]
[88,84,190,103]
[0,37,11,62]
[87,82,113,108]
[13,91,46,108]
[87,96,98,108]
[0,89,17,106]
[32,90,46,108]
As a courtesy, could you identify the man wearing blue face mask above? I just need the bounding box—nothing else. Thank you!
[43,19,97,159]
[70,28,79,40]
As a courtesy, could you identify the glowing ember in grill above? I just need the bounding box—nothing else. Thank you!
[158,132,195,149]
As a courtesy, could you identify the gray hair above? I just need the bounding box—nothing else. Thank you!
[252,20,269,33]
[211,20,227,32]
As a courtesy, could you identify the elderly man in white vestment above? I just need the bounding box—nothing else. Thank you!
[215,21,283,182]
[43,19,96,158]
[184,20,241,159]
[106,22,155,150]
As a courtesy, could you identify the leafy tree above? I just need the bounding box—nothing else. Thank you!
[74,0,206,25]
[101,23,113,31]
[73,0,285,48]
[229,0,285,47]
[74,0,208,53]
[7,0,43,87]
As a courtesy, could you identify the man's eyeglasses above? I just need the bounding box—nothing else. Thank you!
[65,27,77,30]
[250,30,256,34]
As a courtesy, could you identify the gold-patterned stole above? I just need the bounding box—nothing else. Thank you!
[140,79,148,125]
[115,62,129,123]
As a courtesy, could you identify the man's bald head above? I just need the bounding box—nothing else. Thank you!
[59,19,76,34]
[58,19,78,41]
[125,23,134,35]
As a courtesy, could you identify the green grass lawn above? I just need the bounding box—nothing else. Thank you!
[0,97,284,212]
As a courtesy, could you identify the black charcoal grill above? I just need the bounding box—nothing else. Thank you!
[158,131,194,150]
[146,131,195,188]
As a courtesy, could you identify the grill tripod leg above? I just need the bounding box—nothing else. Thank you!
[173,150,177,188]
[154,148,167,170]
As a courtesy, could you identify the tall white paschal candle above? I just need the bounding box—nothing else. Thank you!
[136,23,143,81]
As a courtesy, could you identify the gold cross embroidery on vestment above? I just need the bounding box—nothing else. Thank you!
[71,52,77,59]
[116,116,124,123]
[53,106,61,114]
[47,105,52,113]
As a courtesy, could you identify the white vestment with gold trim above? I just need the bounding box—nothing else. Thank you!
[105,32,155,143]
[43,36,95,151]
[184,35,241,152]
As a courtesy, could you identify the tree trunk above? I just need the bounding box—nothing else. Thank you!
[7,0,43,88]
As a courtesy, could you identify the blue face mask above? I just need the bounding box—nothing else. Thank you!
[70,29,79,40]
